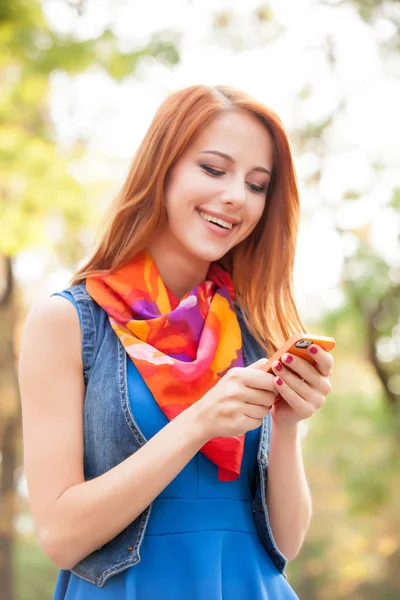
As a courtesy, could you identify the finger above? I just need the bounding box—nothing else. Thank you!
[306,345,334,377]
[243,402,271,420]
[272,363,326,409]
[279,354,332,396]
[246,358,268,370]
[273,376,315,419]
[271,361,315,401]
[241,368,276,393]
[244,389,276,408]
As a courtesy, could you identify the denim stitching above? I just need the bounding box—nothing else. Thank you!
[118,340,147,446]
[75,297,96,384]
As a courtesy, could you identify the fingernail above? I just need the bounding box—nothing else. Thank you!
[284,354,293,364]
[273,360,282,371]
[275,377,283,386]
[309,346,318,355]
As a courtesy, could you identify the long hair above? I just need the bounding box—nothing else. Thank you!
[71,84,305,354]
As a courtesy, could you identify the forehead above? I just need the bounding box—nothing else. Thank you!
[188,110,274,167]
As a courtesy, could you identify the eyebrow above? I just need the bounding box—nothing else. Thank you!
[200,150,272,176]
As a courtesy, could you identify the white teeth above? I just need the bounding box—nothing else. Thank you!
[199,211,233,229]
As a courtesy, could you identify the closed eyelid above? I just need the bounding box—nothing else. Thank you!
[200,150,272,176]
[200,164,225,174]
[200,162,265,180]
[201,164,267,187]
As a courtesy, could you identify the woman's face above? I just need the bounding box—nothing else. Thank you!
[159,109,274,268]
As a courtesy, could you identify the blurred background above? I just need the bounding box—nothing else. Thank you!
[1,0,399,598]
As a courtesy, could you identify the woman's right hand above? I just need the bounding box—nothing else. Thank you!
[193,360,276,441]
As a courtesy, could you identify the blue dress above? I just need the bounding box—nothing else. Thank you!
[54,360,298,599]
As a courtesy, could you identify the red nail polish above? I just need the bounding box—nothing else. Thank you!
[284,354,293,364]
[276,377,283,386]
[309,346,318,355]
[273,361,282,371]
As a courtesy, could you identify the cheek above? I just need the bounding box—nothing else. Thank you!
[165,167,204,212]
[248,198,266,228]
[238,199,266,241]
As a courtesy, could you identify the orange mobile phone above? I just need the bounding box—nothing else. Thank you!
[262,333,336,373]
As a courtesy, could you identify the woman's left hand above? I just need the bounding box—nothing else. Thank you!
[270,344,333,427]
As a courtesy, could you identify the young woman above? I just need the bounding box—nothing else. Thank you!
[19,84,333,599]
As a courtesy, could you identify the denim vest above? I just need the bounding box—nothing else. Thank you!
[55,283,287,587]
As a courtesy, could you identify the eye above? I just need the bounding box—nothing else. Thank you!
[200,164,225,177]
[247,182,267,194]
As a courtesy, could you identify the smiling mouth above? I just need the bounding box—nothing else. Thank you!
[197,210,238,230]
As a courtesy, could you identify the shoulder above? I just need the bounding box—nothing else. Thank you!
[24,294,80,333]
[20,294,82,372]
[23,282,96,333]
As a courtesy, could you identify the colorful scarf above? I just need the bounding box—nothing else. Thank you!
[86,250,245,481]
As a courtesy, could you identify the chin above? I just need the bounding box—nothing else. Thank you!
[189,245,228,264]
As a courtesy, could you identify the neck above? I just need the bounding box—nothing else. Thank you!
[146,240,210,300]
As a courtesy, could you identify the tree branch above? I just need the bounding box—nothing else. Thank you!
[366,304,398,408]
[0,257,13,309]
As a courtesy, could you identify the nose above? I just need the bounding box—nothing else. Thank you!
[219,178,246,208]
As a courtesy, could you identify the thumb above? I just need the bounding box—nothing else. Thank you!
[247,357,268,370]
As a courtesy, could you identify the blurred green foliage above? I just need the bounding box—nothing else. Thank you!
[14,538,57,600]
[0,1,181,598]
[0,0,180,262]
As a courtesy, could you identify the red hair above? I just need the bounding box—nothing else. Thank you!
[72,85,305,354]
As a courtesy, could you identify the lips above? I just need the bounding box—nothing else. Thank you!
[198,211,233,230]
[196,208,241,228]
[196,209,238,238]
